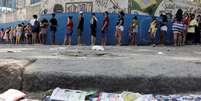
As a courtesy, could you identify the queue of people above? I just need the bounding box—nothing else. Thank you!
[0,9,201,47]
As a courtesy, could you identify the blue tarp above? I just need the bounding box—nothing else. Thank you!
[0,13,174,45]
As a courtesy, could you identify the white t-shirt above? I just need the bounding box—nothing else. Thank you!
[30,19,36,26]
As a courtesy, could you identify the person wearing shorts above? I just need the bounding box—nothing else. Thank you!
[129,16,138,46]
[16,24,23,44]
[50,13,58,45]
[0,28,4,41]
[31,15,40,44]
[25,24,33,44]
[39,19,49,44]
[160,14,168,45]
[101,11,109,46]
[173,20,184,46]
[115,11,125,46]
[183,13,190,45]
[149,17,157,47]
[90,13,98,45]
[64,16,73,46]
[77,11,84,46]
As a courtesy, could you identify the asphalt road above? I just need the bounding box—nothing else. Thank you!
[0,44,201,94]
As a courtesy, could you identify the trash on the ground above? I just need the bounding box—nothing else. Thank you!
[157,51,164,55]
[85,91,98,100]
[91,46,104,51]
[0,89,26,101]
[1,88,201,101]
[134,95,157,101]
[50,87,87,101]
[121,91,141,101]
[98,92,124,101]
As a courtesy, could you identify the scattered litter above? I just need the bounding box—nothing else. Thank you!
[98,92,124,101]
[50,87,87,101]
[121,91,141,101]
[1,88,201,101]
[134,95,157,101]
[157,52,164,55]
[0,89,26,101]
[91,46,104,51]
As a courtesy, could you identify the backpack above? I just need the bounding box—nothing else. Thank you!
[34,20,40,29]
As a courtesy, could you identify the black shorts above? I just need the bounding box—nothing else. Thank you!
[50,26,57,32]
[77,28,83,36]
[32,28,40,33]
[91,27,96,37]
[91,30,96,37]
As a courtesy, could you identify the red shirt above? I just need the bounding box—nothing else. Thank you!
[67,20,73,30]
[103,16,109,28]
[183,17,190,25]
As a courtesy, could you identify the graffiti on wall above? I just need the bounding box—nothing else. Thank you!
[41,0,93,13]
[129,0,162,15]
[65,2,93,12]
[93,0,128,12]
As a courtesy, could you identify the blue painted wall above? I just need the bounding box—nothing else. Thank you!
[0,13,174,45]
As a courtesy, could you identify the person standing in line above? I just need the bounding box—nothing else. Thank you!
[187,14,198,44]
[198,15,201,43]
[25,23,32,44]
[39,19,49,44]
[31,15,40,44]
[183,13,190,45]
[90,13,98,45]
[77,11,84,47]
[101,11,109,46]
[64,16,74,46]
[0,28,4,41]
[173,19,184,46]
[16,24,23,44]
[172,9,184,46]
[50,13,58,45]
[129,16,138,46]
[115,11,125,46]
[9,27,14,44]
[12,27,17,44]
[159,14,168,45]
[20,23,26,44]
[149,17,158,47]
[195,15,201,44]
[3,28,8,43]
[5,27,11,44]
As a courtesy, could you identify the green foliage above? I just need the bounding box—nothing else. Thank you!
[53,4,64,13]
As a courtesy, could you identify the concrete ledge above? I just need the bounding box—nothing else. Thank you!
[23,72,201,94]
[0,59,36,92]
